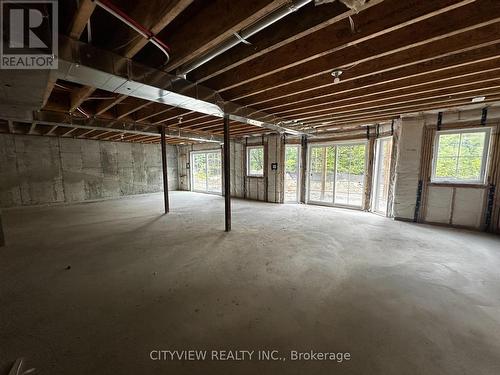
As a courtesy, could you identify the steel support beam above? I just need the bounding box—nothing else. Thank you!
[0,211,5,247]
[160,127,170,214]
[223,115,231,232]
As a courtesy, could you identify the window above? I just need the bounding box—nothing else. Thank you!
[247,146,264,177]
[432,128,491,184]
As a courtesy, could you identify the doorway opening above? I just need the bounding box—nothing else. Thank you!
[191,150,222,194]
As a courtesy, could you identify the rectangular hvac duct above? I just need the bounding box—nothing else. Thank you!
[56,36,303,135]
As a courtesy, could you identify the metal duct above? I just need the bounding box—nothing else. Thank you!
[7,111,223,143]
[56,36,304,136]
[176,0,312,76]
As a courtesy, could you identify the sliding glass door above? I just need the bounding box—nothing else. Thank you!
[308,142,367,208]
[308,146,335,203]
[191,150,222,194]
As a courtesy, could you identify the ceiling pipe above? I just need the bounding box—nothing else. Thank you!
[176,0,312,77]
[57,36,307,136]
[92,0,171,62]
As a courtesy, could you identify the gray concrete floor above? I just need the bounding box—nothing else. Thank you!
[1,191,500,375]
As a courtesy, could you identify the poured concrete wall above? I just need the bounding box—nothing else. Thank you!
[0,134,177,208]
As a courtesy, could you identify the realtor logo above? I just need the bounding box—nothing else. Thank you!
[0,0,58,69]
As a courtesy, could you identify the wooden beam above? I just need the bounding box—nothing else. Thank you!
[270,62,500,116]
[236,37,500,108]
[61,128,78,137]
[221,5,500,101]
[91,131,113,140]
[69,0,96,40]
[189,0,358,82]
[300,86,500,122]
[204,0,475,89]
[70,86,95,112]
[116,100,152,120]
[41,79,56,108]
[309,95,500,129]
[77,129,97,138]
[136,105,173,122]
[280,79,500,122]
[165,0,291,71]
[46,125,58,135]
[28,122,37,134]
[123,0,194,58]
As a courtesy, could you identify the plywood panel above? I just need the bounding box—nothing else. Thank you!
[425,186,453,224]
[452,188,486,228]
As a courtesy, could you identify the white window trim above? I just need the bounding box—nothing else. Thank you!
[431,127,492,185]
[246,145,264,177]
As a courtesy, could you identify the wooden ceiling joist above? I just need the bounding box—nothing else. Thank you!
[165,0,294,71]
[280,79,500,122]
[123,0,194,58]
[69,0,96,40]
[44,0,500,141]
[242,38,500,109]
[205,0,478,92]
[70,86,96,113]
[222,21,500,104]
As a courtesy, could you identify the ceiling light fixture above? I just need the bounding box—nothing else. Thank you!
[331,70,343,84]
[472,96,486,103]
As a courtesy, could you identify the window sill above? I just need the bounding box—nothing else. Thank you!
[429,182,488,189]
[247,175,264,179]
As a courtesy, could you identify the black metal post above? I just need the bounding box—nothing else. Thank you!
[160,127,170,214]
[223,115,231,232]
[0,211,5,247]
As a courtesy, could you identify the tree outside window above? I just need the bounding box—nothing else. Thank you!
[432,128,491,184]
[247,146,264,176]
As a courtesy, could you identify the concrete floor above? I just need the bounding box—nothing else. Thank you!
[1,191,500,375]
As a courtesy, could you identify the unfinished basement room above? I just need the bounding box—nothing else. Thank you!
[1,0,500,374]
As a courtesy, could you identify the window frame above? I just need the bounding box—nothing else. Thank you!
[431,127,492,185]
[190,149,223,195]
[246,145,265,177]
[306,139,368,209]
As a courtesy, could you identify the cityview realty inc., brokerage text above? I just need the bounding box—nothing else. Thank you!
[150,349,351,362]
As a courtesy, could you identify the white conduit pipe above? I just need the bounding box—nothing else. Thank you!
[176,0,312,76]
[92,0,171,63]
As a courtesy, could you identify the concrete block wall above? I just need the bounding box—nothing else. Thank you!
[0,134,178,208]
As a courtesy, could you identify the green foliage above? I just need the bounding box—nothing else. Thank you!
[310,144,366,176]
[435,131,485,181]
[285,146,299,172]
[249,147,263,175]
